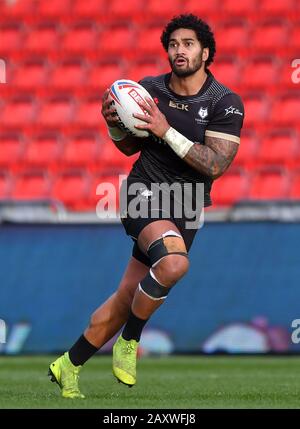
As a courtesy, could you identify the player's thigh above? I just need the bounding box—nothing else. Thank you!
[117,256,149,304]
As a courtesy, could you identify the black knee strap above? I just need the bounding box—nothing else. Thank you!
[139,270,170,300]
[147,235,188,266]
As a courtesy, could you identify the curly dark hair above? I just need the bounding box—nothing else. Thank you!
[161,14,216,69]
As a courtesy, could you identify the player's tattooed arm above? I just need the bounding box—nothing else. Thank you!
[132,98,239,177]
[183,136,239,179]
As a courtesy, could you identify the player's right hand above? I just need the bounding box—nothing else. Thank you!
[101,88,120,127]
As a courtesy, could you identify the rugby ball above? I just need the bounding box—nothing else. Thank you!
[109,79,153,138]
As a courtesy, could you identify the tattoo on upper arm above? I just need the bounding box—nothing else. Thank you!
[184,136,239,179]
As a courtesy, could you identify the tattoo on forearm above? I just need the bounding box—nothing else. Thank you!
[183,136,239,179]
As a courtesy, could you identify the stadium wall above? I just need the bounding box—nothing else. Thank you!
[0,222,299,354]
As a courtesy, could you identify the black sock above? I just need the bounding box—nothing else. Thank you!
[122,309,149,342]
[68,335,98,366]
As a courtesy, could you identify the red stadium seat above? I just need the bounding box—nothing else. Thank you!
[215,22,249,52]
[145,0,181,18]
[89,62,125,92]
[233,131,259,168]
[290,172,300,199]
[249,169,288,200]
[0,23,23,54]
[260,0,296,15]
[73,0,107,18]
[242,57,279,89]
[11,172,51,200]
[127,61,162,83]
[270,95,300,125]
[99,140,130,170]
[0,172,11,199]
[135,26,165,56]
[1,98,36,127]
[222,0,258,15]
[211,57,241,88]
[290,26,300,51]
[13,61,48,90]
[39,98,74,127]
[109,0,143,20]
[100,26,134,56]
[211,169,249,206]
[183,0,221,15]
[25,25,60,53]
[50,61,87,90]
[51,171,90,209]
[243,95,270,127]
[294,133,300,168]
[62,25,98,53]
[257,132,297,166]
[0,134,24,168]
[24,134,62,168]
[63,135,100,168]
[37,0,71,17]
[252,21,289,52]
[2,0,36,18]
[76,99,101,128]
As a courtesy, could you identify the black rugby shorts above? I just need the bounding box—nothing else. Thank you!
[120,175,201,266]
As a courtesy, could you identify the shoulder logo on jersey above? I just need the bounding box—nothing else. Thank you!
[198,107,208,119]
[169,100,189,111]
[225,105,243,116]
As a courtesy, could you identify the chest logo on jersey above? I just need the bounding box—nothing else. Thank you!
[198,107,208,119]
[169,100,189,111]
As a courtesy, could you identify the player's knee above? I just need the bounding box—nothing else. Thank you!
[154,254,189,287]
[146,231,189,287]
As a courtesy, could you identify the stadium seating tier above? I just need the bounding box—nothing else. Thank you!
[0,0,299,210]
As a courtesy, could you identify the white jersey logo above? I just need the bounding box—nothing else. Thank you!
[198,107,208,119]
[225,105,243,116]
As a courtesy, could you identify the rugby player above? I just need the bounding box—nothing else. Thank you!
[48,14,244,398]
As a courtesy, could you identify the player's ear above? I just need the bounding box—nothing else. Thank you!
[202,48,209,62]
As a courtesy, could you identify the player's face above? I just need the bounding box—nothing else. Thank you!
[168,28,204,78]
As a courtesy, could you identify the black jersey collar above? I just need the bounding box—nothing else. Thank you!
[164,69,214,100]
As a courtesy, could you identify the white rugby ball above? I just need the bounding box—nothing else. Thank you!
[109,79,153,138]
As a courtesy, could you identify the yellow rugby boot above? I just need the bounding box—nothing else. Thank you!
[112,335,139,387]
[48,352,85,399]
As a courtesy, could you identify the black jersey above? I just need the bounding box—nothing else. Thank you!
[130,70,244,207]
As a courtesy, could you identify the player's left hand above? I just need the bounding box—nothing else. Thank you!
[133,97,170,138]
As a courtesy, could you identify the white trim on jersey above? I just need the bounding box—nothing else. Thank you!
[205,130,240,144]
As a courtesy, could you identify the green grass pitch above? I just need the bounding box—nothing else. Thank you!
[0,355,300,409]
